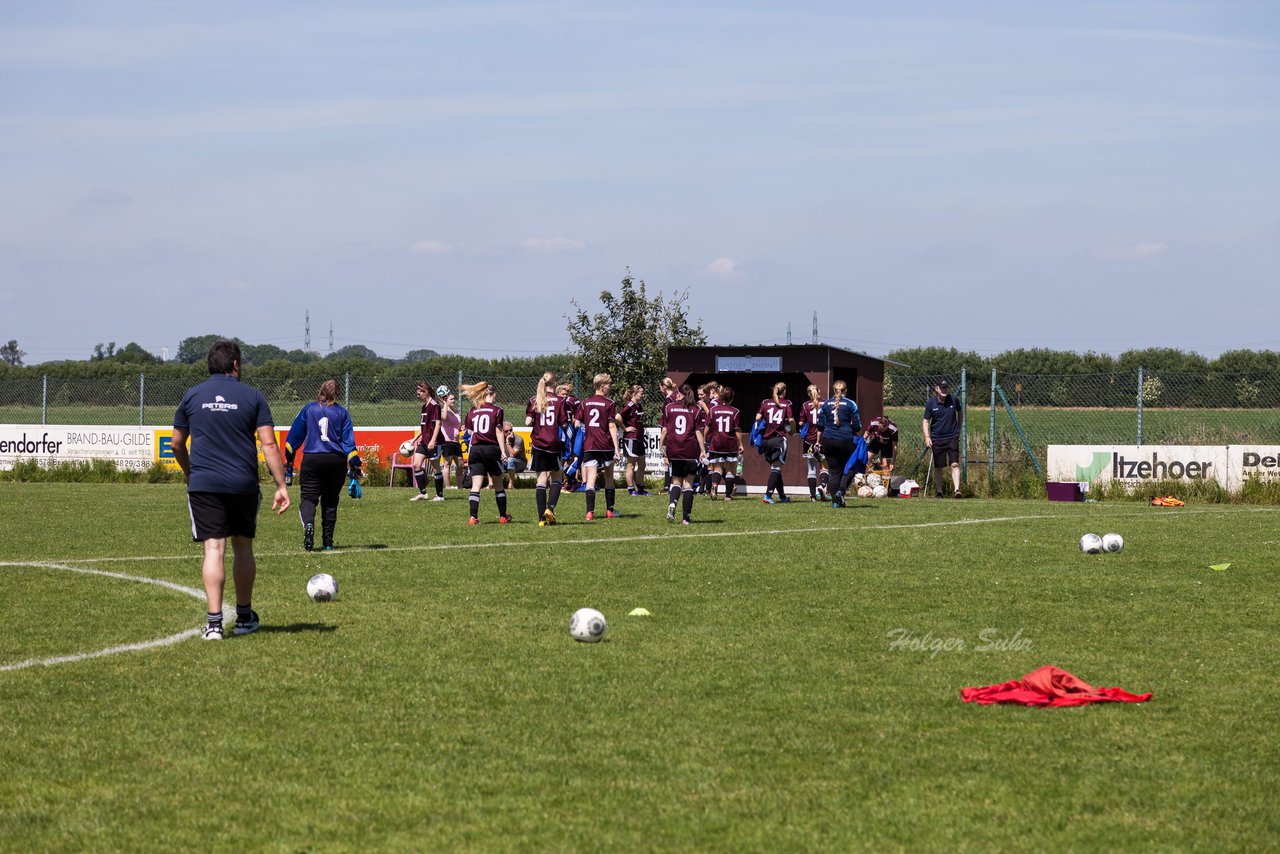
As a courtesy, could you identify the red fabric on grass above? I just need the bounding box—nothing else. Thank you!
[961,665,1151,706]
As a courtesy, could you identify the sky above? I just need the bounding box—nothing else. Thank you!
[2,0,1278,364]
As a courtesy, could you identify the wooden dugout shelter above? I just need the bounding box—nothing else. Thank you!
[666,344,905,491]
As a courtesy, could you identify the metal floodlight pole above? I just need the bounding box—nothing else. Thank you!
[42,374,48,425]
[344,371,350,409]
[989,368,996,486]
[960,366,967,487]
[1136,366,1144,446]
[139,373,146,425]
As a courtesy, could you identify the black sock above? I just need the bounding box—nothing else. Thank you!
[236,604,252,621]
[766,469,780,497]
[413,469,426,493]
[496,490,507,517]
[668,484,681,506]
[585,489,596,514]
[664,471,672,490]
[434,472,444,497]
[548,480,562,509]
[819,471,830,489]
[682,488,694,520]
[605,488,615,511]
[536,484,547,517]
[469,492,480,519]
[723,474,735,497]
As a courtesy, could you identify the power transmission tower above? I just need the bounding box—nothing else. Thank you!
[811,311,818,344]
[329,322,334,355]
[305,310,311,349]
[787,322,792,345]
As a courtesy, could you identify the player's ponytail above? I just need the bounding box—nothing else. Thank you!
[417,381,440,403]
[461,381,491,406]
[317,379,338,405]
[830,380,847,426]
[627,384,643,404]
[772,382,786,406]
[719,386,735,405]
[807,384,821,404]
[660,376,677,396]
[536,371,556,413]
[680,383,696,406]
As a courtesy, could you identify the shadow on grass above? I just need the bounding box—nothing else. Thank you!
[260,623,338,634]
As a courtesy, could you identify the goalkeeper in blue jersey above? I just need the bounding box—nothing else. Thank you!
[283,379,362,551]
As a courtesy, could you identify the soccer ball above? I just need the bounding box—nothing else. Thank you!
[569,607,607,643]
[866,473,883,488]
[399,440,415,458]
[856,485,874,499]
[853,473,866,487]
[1102,533,1125,553]
[436,385,450,398]
[307,573,338,602]
[872,485,887,499]
[1079,533,1104,554]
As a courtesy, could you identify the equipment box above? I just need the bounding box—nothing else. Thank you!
[1046,481,1087,502]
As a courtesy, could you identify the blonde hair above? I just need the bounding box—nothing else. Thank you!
[830,380,848,426]
[627,384,643,403]
[771,382,787,405]
[535,370,557,413]
[461,381,493,406]
[660,377,677,394]
[317,379,339,405]
[556,382,573,397]
[593,372,611,392]
[807,384,821,404]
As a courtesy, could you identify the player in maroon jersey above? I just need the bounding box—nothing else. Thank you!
[695,382,720,494]
[865,413,899,473]
[799,384,830,502]
[556,381,582,493]
[525,370,571,526]
[619,384,650,496]
[660,384,707,524]
[461,381,510,524]
[408,382,445,502]
[705,386,744,500]
[754,381,796,504]
[574,373,622,521]
[658,377,679,491]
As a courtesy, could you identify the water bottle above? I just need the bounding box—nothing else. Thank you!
[735,460,743,476]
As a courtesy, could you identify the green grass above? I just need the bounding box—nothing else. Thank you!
[2,484,1278,851]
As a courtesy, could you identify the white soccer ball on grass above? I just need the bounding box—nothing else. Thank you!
[307,573,338,602]
[856,485,874,499]
[866,473,883,488]
[1102,533,1125,553]
[872,485,887,499]
[569,607,607,643]
[1079,533,1104,554]
[399,440,415,458]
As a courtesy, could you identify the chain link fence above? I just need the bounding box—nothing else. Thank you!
[4,369,1279,479]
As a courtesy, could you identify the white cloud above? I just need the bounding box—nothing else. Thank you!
[521,237,585,254]
[702,257,739,278]
[409,239,455,256]
[1094,242,1169,261]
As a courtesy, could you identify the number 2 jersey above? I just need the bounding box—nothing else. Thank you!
[575,395,617,452]
[661,400,706,460]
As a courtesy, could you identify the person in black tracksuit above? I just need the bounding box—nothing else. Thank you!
[817,380,862,508]
[283,379,362,550]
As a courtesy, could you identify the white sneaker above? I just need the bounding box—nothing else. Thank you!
[410,493,429,502]
[202,624,223,641]
[431,495,446,502]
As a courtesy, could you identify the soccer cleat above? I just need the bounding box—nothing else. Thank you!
[816,486,827,501]
[834,492,846,508]
[585,511,595,521]
[303,523,314,552]
[431,495,446,502]
[538,520,546,527]
[410,493,429,502]
[468,517,479,525]
[777,496,791,504]
[762,496,776,505]
[323,545,334,551]
[232,610,260,636]
[629,489,639,496]
[606,510,618,518]
[666,503,676,522]
[681,518,691,525]
[954,489,963,499]
[202,624,223,641]
[499,515,512,524]
[542,508,557,526]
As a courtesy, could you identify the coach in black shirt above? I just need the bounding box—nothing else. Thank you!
[923,379,963,498]
[172,340,290,641]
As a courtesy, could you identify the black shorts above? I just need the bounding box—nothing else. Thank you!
[467,443,503,478]
[931,436,960,467]
[300,452,347,506]
[761,435,788,466]
[669,459,700,479]
[868,438,896,460]
[415,442,442,462]
[802,440,822,460]
[707,451,740,464]
[188,491,261,542]
[530,449,563,473]
[581,450,615,468]
[439,441,463,458]
[622,437,643,459]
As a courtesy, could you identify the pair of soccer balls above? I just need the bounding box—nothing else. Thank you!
[856,485,888,499]
[307,573,338,602]
[1080,533,1124,554]
[569,607,607,643]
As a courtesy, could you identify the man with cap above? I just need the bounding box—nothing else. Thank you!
[923,379,963,498]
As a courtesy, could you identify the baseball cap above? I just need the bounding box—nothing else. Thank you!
[937,379,951,390]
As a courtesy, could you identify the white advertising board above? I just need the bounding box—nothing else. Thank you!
[0,425,158,471]
[1048,445,1231,491]
[1226,445,1280,491]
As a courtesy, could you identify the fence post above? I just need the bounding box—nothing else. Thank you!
[457,370,463,396]
[139,373,146,425]
[344,371,350,409]
[1136,366,1143,446]
[988,368,996,486]
[960,366,967,488]
[42,374,48,425]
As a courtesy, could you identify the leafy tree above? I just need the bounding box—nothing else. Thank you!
[0,339,24,367]
[90,342,117,362]
[566,270,706,391]
[176,334,233,364]
[402,348,441,363]
[112,342,159,364]
[883,346,988,377]
[328,344,386,362]
[242,344,290,365]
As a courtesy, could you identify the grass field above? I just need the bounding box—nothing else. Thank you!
[2,483,1278,851]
